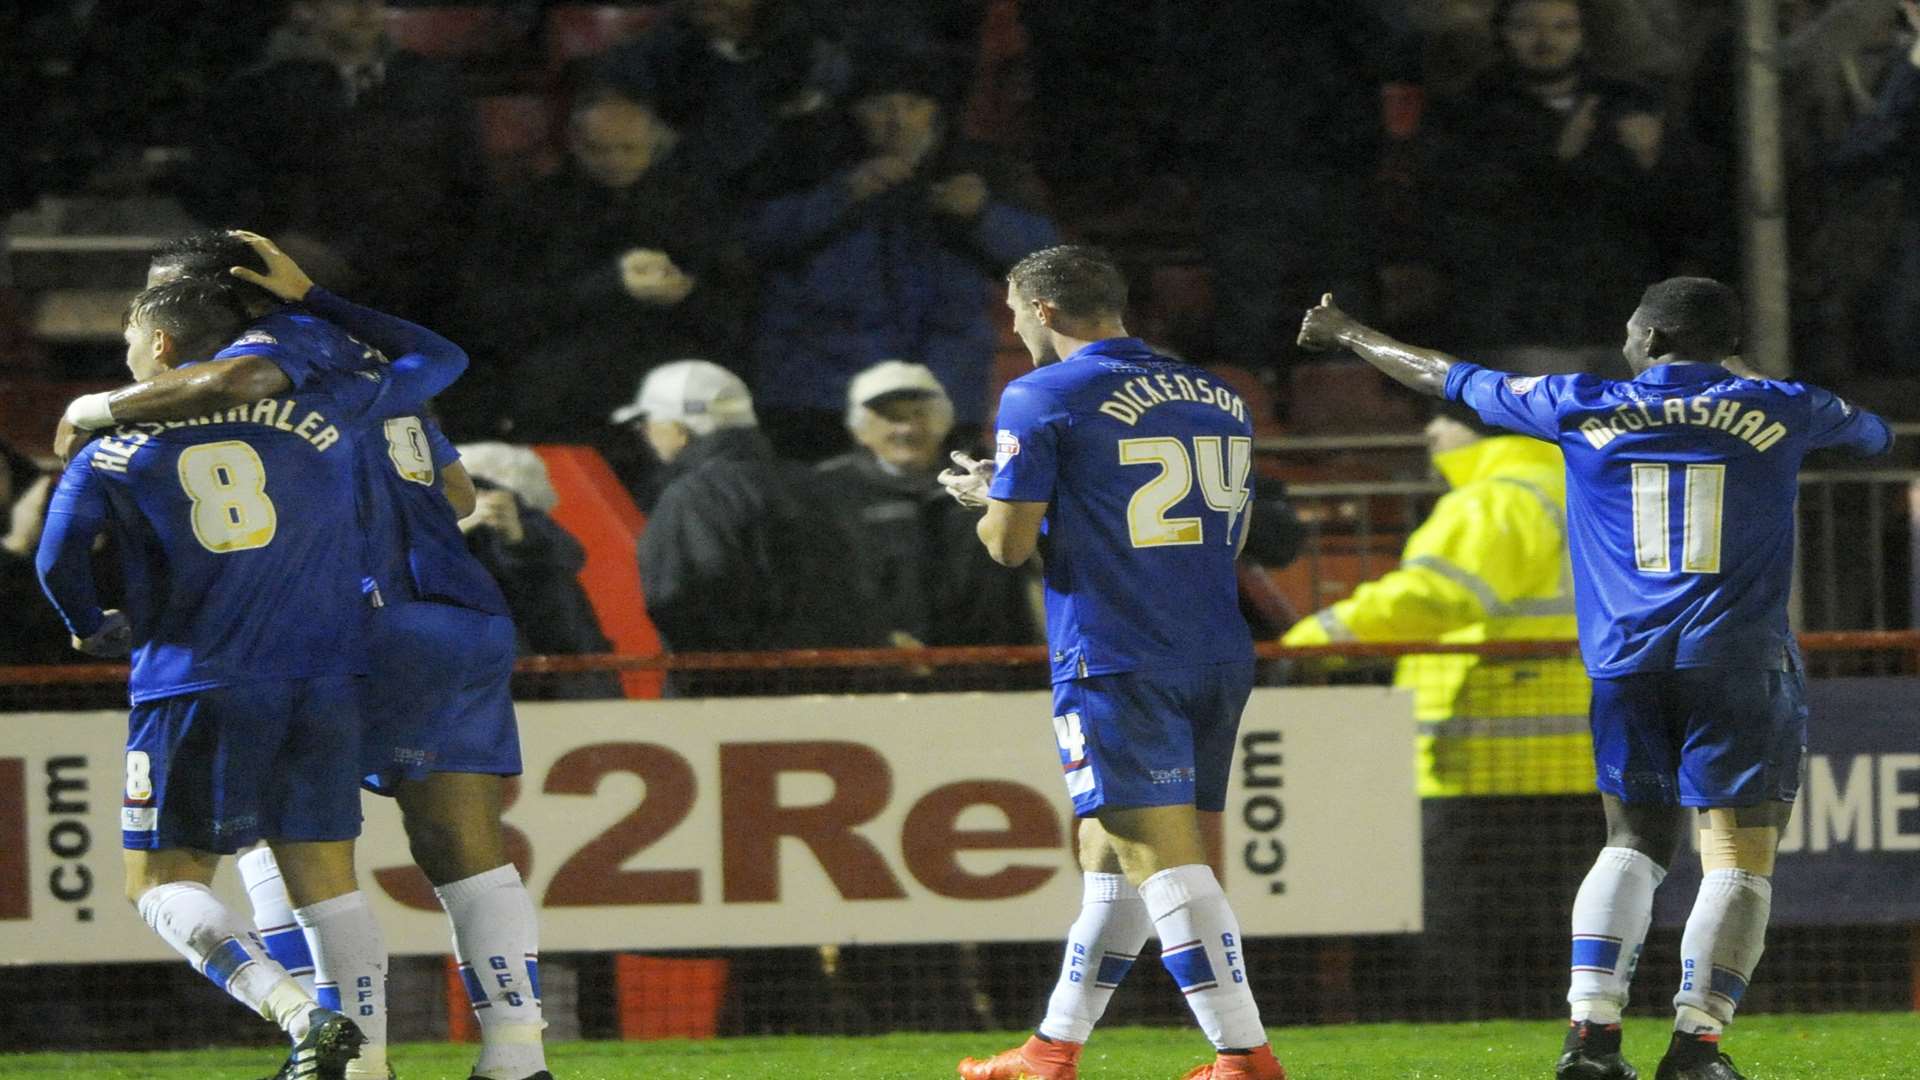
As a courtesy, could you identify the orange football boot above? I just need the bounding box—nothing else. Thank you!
[1177,1044,1288,1080]
[957,1034,1083,1080]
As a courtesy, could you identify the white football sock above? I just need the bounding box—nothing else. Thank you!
[1673,868,1772,1035]
[296,891,388,1078]
[1139,864,1267,1051]
[238,847,318,998]
[1567,846,1667,1024]
[137,881,317,1038]
[436,864,548,1080]
[1037,872,1153,1044]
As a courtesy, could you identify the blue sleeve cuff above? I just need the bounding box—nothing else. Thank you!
[1443,362,1483,402]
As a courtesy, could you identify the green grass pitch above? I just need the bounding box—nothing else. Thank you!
[1,1014,1914,1079]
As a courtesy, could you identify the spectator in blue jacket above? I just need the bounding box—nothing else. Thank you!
[742,53,1059,460]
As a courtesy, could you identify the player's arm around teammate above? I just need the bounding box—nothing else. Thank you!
[57,229,468,460]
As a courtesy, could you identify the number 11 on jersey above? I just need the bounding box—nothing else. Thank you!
[1631,462,1725,574]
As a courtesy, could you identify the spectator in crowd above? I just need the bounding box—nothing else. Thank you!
[817,360,1039,648]
[183,0,484,324]
[1689,0,1912,380]
[743,54,1059,459]
[455,90,742,440]
[1831,0,1920,375]
[1418,0,1703,371]
[1282,401,1591,1013]
[1163,0,1407,384]
[594,0,848,186]
[628,361,884,670]
[456,442,621,699]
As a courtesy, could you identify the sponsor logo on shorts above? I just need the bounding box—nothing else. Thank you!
[1149,767,1196,786]
[210,814,259,838]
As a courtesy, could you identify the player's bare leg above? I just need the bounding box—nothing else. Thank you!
[1559,796,1685,1080]
[1099,806,1285,1080]
[1655,802,1788,1080]
[126,848,364,1079]
[959,820,1147,1080]
[272,839,388,1080]
[398,772,549,1080]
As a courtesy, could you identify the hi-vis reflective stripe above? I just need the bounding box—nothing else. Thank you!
[1416,714,1589,738]
[1400,554,1578,618]
[1315,609,1356,642]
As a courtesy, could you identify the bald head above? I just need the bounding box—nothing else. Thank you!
[569,95,676,189]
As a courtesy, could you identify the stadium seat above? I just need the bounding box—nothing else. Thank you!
[543,4,668,67]
[1288,359,1426,434]
[382,6,520,59]
[961,0,1030,144]
[477,93,562,184]
[531,445,664,699]
[1204,363,1282,436]
[0,377,117,452]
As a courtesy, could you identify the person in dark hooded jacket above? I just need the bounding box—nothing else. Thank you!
[623,361,885,685]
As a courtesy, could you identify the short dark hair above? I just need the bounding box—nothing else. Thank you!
[149,228,276,306]
[125,279,254,363]
[1006,245,1128,319]
[1636,277,1741,357]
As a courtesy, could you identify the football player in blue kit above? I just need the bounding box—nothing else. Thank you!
[1297,279,1892,1080]
[60,231,550,1080]
[37,278,381,1080]
[943,246,1285,1080]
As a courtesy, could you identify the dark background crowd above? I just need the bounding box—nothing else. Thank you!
[3,0,1919,676]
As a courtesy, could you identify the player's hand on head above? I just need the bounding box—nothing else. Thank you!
[1297,293,1357,352]
[226,230,315,302]
[938,450,995,509]
[73,608,131,658]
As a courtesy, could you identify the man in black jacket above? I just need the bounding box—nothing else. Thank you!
[817,360,1037,649]
[626,361,884,685]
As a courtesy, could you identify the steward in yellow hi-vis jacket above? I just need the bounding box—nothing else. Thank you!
[1283,406,1592,796]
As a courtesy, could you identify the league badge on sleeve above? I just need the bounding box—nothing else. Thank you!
[1505,376,1542,395]
[995,429,1021,470]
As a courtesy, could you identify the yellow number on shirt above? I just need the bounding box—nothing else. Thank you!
[177,441,277,553]
[1630,462,1724,574]
[384,417,434,486]
[1118,435,1252,549]
[1119,437,1202,546]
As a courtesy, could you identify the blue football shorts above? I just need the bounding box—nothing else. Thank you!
[121,675,365,853]
[1588,663,1808,807]
[1048,660,1256,817]
[361,599,523,796]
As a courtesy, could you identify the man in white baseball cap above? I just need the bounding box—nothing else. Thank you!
[610,359,757,466]
[819,359,1038,651]
[625,358,884,674]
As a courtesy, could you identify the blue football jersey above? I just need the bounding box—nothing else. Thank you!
[220,290,505,615]
[360,415,508,614]
[39,375,379,702]
[990,337,1256,682]
[1446,362,1893,676]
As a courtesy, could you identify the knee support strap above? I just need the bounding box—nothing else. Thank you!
[1698,809,1778,874]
